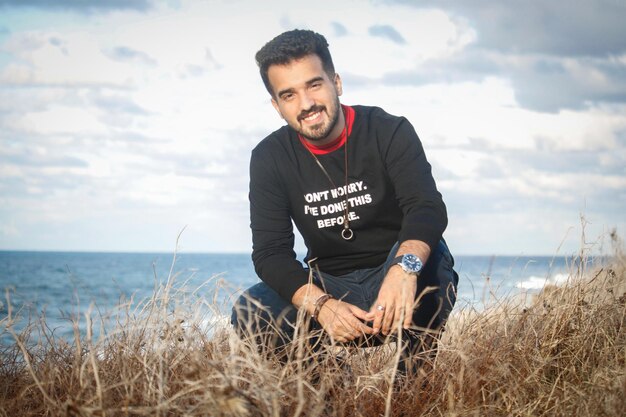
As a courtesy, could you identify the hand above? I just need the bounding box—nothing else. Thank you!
[367,266,417,335]
[316,299,375,343]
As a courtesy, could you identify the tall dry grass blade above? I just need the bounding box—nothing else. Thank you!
[1,233,624,416]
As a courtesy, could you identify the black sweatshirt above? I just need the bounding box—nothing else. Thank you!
[249,105,447,301]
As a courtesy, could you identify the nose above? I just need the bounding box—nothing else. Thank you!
[299,91,315,112]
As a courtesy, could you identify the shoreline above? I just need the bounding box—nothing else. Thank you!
[1,247,624,416]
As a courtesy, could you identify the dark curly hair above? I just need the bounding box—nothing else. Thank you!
[255,29,335,96]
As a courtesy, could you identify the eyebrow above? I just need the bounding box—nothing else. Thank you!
[276,76,326,99]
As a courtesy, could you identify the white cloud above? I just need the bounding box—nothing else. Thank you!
[331,5,476,78]
[9,105,109,135]
[0,0,624,255]
[1,32,137,86]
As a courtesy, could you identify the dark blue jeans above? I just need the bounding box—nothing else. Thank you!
[231,240,458,374]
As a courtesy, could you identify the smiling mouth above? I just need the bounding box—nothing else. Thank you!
[303,111,321,122]
[299,106,325,123]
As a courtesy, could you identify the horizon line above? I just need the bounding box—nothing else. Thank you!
[0,248,596,258]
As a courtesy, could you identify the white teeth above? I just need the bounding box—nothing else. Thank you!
[304,112,320,121]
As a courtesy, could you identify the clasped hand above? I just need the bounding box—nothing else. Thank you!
[316,266,417,341]
[316,298,374,343]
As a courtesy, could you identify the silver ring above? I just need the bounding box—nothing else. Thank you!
[376,305,385,312]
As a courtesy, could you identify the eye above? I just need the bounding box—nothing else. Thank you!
[310,82,322,90]
[281,93,294,102]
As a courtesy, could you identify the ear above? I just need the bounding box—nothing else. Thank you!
[271,97,284,119]
[334,73,343,96]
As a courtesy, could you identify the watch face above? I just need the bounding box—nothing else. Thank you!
[402,254,422,273]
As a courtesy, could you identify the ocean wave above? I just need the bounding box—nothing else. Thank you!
[515,273,570,290]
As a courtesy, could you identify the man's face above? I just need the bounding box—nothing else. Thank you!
[268,54,343,145]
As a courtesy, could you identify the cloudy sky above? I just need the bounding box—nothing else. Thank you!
[0,0,624,255]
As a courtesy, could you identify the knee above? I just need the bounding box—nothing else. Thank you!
[230,283,297,339]
[437,241,458,316]
[412,240,458,329]
[230,293,249,331]
[230,284,299,353]
[423,240,457,290]
[230,290,274,337]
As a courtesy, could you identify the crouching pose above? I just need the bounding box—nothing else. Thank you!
[232,29,458,375]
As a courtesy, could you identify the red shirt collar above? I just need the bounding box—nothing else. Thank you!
[298,104,355,155]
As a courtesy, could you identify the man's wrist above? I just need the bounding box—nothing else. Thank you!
[292,283,327,312]
[392,253,423,275]
[311,293,333,320]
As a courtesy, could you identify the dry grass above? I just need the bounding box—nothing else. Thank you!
[1,240,625,417]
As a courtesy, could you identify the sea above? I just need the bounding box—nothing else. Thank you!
[0,250,592,346]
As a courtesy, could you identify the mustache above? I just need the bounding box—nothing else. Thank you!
[297,105,326,121]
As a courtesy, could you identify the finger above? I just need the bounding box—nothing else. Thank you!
[345,306,374,334]
[338,332,352,342]
[338,324,359,341]
[349,305,371,321]
[336,312,369,338]
[403,299,413,329]
[329,327,350,343]
[353,319,374,335]
[347,329,361,341]
[393,304,405,332]
[336,311,372,337]
[371,303,385,333]
[381,304,395,335]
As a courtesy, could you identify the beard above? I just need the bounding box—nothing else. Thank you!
[293,96,341,142]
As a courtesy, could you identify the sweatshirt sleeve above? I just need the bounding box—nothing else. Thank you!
[383,117,448,250]
[249,145,310,302]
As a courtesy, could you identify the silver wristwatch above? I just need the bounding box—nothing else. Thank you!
[392,253,423,275]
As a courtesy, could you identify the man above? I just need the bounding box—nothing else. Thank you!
[231,29,458,375]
